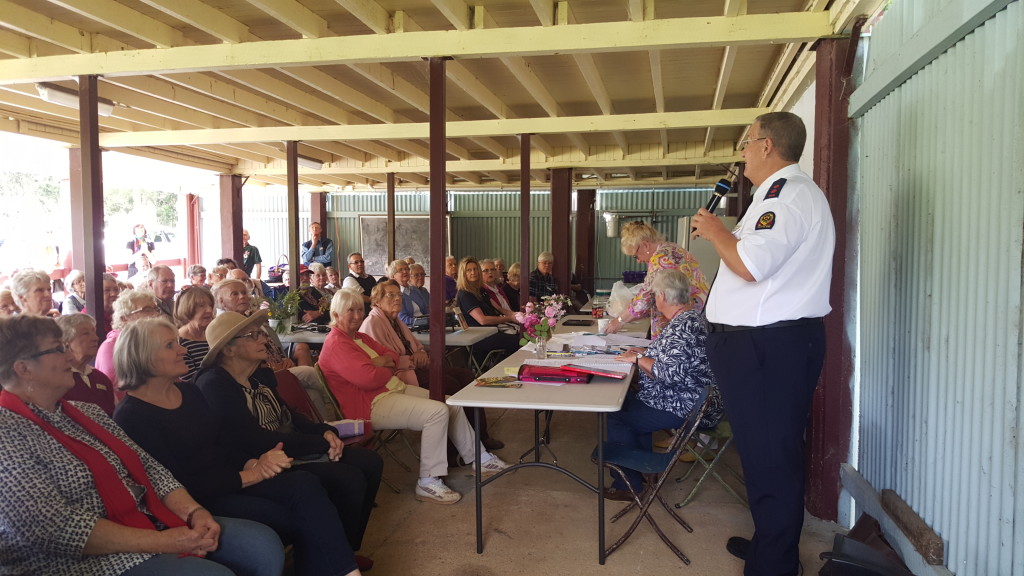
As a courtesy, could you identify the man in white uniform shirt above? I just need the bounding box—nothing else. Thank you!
[691,112,835,576]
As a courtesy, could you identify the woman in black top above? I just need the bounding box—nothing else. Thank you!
[454,257,521,360]
[195,311,382,570]
[112,318,363,576]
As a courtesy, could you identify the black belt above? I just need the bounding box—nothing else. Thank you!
[706,317,822,333]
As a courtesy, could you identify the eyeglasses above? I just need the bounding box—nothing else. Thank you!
[129,305,160,316]
[383,292,402,300]
[633,242,645,262]
[481,268,496,273]
[233,330,265,341]
[738,137,767,150]
[350,260,364,265]
[24,344,67,360]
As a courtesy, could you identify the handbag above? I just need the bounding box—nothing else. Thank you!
[266,254,288,283]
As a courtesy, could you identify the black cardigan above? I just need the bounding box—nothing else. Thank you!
[194,365,336,459]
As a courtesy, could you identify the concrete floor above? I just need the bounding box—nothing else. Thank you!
[357,407,843,576]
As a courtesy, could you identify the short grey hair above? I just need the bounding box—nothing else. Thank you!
[388,259,409,277]
[212,278,250,312]
[10,269,51,303]
[111,289,159,330]
[144,265,173,288]
[188,264,207,277]
[650,268,692,307]
[309,262,326,275]
[56,313,97,342]
[65,269,85,287]
[115,317,177,391]
[537,251,554,263]
[0,315,62,384]
[329,288,364,328]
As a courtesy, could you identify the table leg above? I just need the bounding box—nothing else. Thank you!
[598,413,606,565]
[474,405,483,554]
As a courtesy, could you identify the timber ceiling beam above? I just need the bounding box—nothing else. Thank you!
[97,108,765,147]
[246,153,743,177]
[0,12,834,84]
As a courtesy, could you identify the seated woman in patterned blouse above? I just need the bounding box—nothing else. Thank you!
[606,268,724,501]
[0,314,283,576]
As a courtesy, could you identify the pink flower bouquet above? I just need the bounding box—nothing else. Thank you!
[514,294,570,345]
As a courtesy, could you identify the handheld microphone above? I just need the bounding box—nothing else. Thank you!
[705,178,732,214]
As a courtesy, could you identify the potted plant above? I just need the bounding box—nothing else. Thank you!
[263,289,301,334]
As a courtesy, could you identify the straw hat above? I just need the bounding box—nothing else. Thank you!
[200,310,269,370]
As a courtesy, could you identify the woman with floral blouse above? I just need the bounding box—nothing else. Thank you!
[605,220,710,339]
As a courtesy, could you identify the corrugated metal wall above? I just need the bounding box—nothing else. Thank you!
[854,2,1023,574]
[228,187,712,289]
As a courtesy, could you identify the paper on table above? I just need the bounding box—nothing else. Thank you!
[571,334,607,347]
[603,334,652,346]
[521,358,627,368]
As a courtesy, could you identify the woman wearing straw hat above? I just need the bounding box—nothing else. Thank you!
[196,310,381,573]
[113,316,362,576]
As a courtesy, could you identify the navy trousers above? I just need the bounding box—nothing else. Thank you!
[606,391,685,492]
[706,322,825,576]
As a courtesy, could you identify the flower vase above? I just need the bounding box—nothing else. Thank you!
[268,318,280,331]
[535,336,548,359]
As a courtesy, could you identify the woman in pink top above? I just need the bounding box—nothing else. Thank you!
[319,288,509,504]
[94,289,162,401]
[359,280,502,450]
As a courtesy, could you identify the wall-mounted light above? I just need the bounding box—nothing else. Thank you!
[296,154,324,170]
[35,82,116,116]
[602,212,619,237]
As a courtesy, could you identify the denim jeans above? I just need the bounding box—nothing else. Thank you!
[123,516,284,576]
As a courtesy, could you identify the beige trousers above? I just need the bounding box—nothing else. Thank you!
[369,385,478,478]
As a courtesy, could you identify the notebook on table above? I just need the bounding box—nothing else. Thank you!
[560,364,629,380]
[517,364,591,384]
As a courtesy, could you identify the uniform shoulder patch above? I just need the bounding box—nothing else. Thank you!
[755,211,776,230]
[764,177,787,199]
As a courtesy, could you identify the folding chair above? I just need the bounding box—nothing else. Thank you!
[273,369,324,423]
[673,419,748,508]
[470,348,506,377]
[600,386,711,565]
[313,364,413,493]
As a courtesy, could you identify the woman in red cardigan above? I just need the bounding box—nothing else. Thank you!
[319,288,509,504]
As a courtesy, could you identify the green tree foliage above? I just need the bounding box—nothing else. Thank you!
[103,187,177,227]
[0,172,59,220]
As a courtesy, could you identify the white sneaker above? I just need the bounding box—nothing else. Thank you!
[415,477,461,504]
[476,454,510,478]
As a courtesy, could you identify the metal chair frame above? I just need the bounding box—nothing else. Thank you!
[673,419,748,509]
[600,386,711,565]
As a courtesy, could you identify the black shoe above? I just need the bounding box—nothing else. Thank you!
[482,437,505,451]
[355,555,374,571]
[726,536,750,560]
[603,488,634,502]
